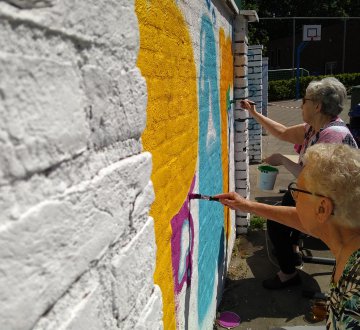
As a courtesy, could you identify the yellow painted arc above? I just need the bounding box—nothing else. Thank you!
[219,28,233,240]
[136,1,199,328]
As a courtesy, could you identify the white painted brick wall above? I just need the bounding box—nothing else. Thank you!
[248,45,263,164]
[134,285,163,330]
[233,14,259,234]
[0,55,88,182]
[233,14,250,234]
[0,0,161,329]
[111,217,160,329]
[262,57,269,118]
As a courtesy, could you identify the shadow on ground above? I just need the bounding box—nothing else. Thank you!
[215,229,332,330]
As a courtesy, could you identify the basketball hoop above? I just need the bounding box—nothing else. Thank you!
[303,25,321,41]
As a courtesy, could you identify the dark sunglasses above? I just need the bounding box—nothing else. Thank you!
[288,182,335,215]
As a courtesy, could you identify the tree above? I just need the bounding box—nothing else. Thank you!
[243,0,360,53]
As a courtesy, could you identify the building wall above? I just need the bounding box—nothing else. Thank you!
[136,0,236,328]
[0,0,239,329]
[248,45,262,164]
[0,0,158,329]
[232,13,260,234]
[262,57,269,118]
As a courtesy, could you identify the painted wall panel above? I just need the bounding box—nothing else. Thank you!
[136,0,236,329]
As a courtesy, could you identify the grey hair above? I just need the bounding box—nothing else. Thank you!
[306,77,347,116]
[303,143,360,228]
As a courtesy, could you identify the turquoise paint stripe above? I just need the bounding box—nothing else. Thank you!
[197,14,224,328]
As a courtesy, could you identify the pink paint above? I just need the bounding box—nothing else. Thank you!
[170,176,196,293]
[217,311,241,328]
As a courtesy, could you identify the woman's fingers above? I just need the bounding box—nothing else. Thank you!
[263,153,283,166]
[240,99,256,110]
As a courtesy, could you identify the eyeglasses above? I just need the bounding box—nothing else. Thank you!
[288,182,335,214]
[288,181,326,200]
[302,97,313,105]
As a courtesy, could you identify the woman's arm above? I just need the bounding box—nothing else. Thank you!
[241,100,305,144]
[264,154,302,177]
[214,192,309,234]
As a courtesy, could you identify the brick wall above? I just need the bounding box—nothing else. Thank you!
[0,0,254,329]
[262,57,269,118]
[0,1,159,329]
[248,45,263,164]
[137,1,238,328]
[233,12,259,234]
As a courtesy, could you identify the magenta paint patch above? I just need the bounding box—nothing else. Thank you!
[171,176,196,294]
[217,311,241,328]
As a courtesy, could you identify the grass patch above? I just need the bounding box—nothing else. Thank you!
[249,214,266,230]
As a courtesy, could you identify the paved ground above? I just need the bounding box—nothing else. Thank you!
[215,98,352,330]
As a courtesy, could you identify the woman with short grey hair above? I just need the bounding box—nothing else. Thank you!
[240,77,357,290]
[307,77,347,117]
[216,143,360,329]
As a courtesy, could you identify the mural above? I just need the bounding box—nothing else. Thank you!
[171,177,196,294]
[197,14,224,327]
[136,0,233,328]
[136,1,199,328]
[219,28,234,240]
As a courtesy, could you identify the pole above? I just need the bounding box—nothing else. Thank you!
[296,41,308,99]
[342,18,347,73]
[296,44,301,99]
[292,18,295,77]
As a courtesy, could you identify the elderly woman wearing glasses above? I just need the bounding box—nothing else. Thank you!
[240,77,358,290]
[215,143,360,329]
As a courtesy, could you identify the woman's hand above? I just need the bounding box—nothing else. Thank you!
[240,99,256,115]
[264,153,302,177]
[213,192,251,211]
[263,153,285,166]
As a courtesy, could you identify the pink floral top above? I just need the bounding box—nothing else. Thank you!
[298,117,358,166]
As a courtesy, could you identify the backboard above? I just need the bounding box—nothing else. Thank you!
[303,25,321,41]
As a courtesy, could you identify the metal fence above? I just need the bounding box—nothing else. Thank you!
[268,68,309,81]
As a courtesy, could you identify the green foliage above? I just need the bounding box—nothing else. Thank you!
[250,215,266,230]
[268,73,360,101]
[242,0,360,19]
[242,0,360,53]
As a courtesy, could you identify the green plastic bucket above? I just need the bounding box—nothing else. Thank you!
[258,165,279,191]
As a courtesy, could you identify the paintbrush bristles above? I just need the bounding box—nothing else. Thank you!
[189,193,201,199]
[240,100,256,105]
[189,193,219,202]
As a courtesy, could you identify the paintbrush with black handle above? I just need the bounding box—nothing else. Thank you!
[189,193,220,202]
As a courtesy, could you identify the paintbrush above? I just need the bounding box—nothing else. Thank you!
[189,193,220,202]
[240,100,256,105]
